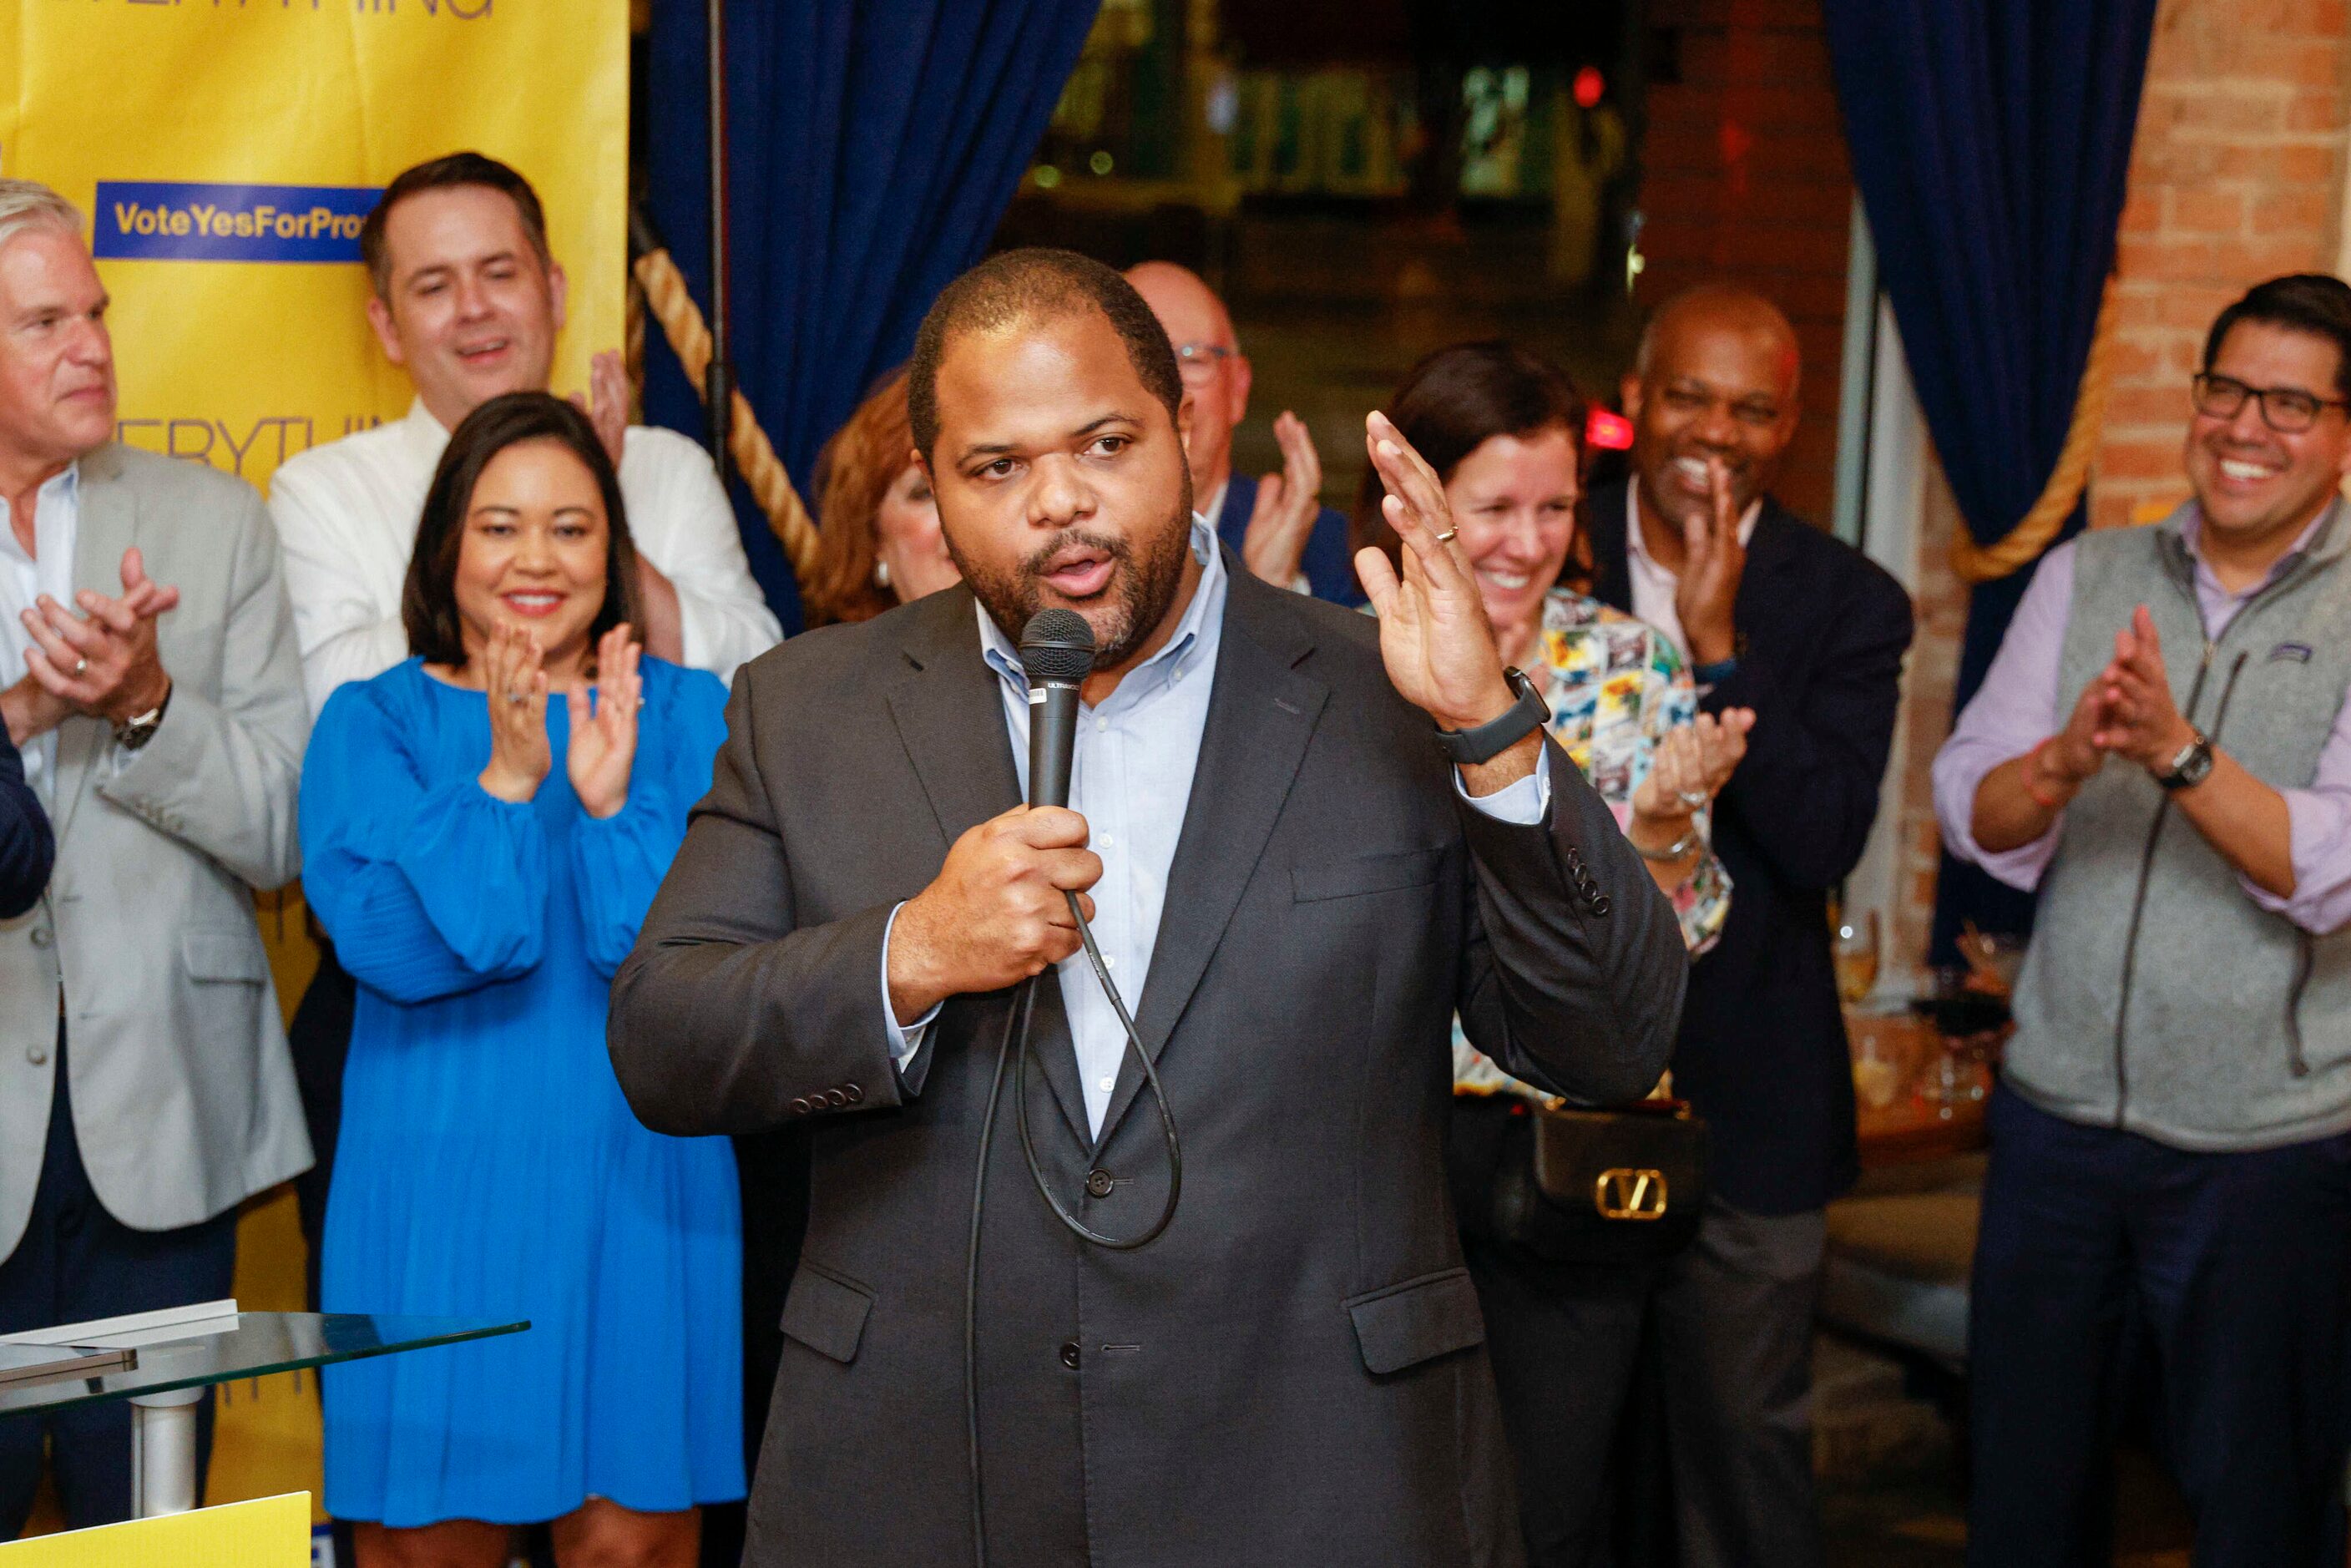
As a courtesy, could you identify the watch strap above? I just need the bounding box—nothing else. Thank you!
[2155,729,2212,792]
[1434,668,1550,765]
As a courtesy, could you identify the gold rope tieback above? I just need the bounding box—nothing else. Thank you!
[632,245,822,582]
[1951,274,2121,584]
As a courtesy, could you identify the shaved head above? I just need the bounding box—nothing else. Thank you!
[1633,283,1802,402]
[1125,260,1251,497]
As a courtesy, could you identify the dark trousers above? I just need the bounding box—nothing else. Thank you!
[0,1025,238,1535]
[1469,1196,1828,1568]
[1968,1085,2351,1568]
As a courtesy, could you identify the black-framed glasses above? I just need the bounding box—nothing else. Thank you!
[1173,342,1236,386]
[2192,372,2351,433]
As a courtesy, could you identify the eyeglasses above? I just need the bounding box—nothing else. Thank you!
[2192,372,2351,433]
[1174,342,1236,386]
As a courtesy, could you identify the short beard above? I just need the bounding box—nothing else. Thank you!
[957,473,1196,671]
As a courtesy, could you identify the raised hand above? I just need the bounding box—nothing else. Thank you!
[1691,706,1756,797]
[1241,411,1325,589]
[566,624,641,819]
[2094,604,2194,774]
[570,349,631,470]
[19,546,179,725]
[477,621,552,803]
[1676,458,1747,667]
[884,804,1104,1023]
[1352,411,1516,739]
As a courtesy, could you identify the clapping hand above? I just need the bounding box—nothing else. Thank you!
[1241,411,1325,589]
[571,350,631,470]
[1630,708,1756,845]
[478,622,553,803]
[18,547,178,726]
[2092,605,2197,774]
[1676,458,1747,668]
[1354,411,1518,742]
[566,624,642,820]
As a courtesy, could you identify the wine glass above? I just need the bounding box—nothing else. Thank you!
[1833,908,1881,1006]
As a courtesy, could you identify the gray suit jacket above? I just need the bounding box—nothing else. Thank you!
[610,570,1686,1567]
[0,444,312,1260]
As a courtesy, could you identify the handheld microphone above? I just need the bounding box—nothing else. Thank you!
[1019,608,1095,810]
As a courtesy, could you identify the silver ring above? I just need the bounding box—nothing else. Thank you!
[504,690,528,706]
[1433,528,1458,544]
[71,657,88,677]
[1676,789,1709,809]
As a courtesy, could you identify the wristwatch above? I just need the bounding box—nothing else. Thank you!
[1434,668,1550,765]
[113,683,170,752]
[2155,727,2214,792]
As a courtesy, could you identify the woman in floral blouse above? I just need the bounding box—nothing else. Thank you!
[1356,340,1754,1101]
[1356,338,1757,1563]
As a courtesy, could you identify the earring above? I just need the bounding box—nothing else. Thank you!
[874,557,893,590]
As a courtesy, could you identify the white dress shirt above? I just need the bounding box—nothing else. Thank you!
[882,519,1550,1137]
[1623,483,1760,666]
[269,398,782,712]
[0,467,79,805]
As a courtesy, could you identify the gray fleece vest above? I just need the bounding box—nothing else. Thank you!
[2005,498,2351,1151]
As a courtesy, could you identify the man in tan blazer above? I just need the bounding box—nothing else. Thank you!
[0,179,311,1533]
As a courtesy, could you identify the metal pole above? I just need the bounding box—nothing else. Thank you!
[129,1387,205,1516]
[705,0,733,478]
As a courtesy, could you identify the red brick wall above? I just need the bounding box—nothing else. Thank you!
[2096,0,2351,529]
[1638,0,1855,525]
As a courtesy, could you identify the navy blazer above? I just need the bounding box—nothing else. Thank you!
[1218,471,1365,606]
[1587,479,1914,1214]
[0,730,53,920]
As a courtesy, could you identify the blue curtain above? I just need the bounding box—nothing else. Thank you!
[643,0,1100,630]
[1822,0,2157,954]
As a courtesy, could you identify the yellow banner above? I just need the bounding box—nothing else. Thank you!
[0,1493,308,1566]
[0,0,627,494]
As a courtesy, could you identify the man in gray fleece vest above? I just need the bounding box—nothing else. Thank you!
[1935,275,2351,1568]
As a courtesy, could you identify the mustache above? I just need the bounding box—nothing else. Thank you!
[1022,528,1131,578]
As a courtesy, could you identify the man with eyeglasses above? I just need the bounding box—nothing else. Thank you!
[1125,261,1363,604]
[1935,272,2351,1566]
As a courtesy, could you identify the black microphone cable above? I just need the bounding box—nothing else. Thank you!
[963,609,1185,1568]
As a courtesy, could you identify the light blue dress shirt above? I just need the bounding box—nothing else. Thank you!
[884,519,1550,1137]
[0,466,81,807]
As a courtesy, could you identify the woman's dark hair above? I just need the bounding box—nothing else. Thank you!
[1352,341,1590,580]
[402,391,642,667]
[2203,274,2351,400]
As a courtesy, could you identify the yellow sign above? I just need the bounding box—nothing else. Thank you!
[0,0,627,494]
[0,1493,308,1566]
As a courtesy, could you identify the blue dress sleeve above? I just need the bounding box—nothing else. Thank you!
[569,663,728,979]
[301,675,549,1004]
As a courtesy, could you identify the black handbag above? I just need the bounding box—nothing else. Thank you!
[1449,1094,1710,1267]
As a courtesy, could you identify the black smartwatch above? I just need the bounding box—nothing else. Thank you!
[2155,728,2214,792]
[1434,667,1550,765]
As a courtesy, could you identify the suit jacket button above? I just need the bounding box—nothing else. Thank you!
[843,1084,864,1104]
[1059,1340,1081,1370]
[789,1097,811,1116]
[825,1088,847,1108]
[1084,1169,1114,1199]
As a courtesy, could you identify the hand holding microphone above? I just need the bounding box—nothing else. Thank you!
[883,609,1103,1024]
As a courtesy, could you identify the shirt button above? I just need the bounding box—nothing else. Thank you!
[1059,1340,1081,1370]
[1095,717,1109,732]
[28,928,52,948]
[1098,1075,1115,1093]
[1103,953,1117,970]
[28,1044,48,1066]
[1098,832,1113,847]
[1085,1169,1115,1198]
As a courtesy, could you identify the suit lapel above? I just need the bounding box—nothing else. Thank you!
[1095,571,1328,1150]
[1587,481,1633,611]
[882,587,1092,1145]
[48,448,135,846]
[1732,504,1807,641]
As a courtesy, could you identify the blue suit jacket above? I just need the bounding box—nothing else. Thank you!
[0,730,53,920]
[1218,472,1364,606]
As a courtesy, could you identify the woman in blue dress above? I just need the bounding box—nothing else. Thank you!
[302,392,743,1567]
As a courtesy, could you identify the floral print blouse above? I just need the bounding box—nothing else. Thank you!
[1454,589,1732,1100]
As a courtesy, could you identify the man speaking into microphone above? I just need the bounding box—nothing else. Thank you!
[609,250,1683,1567]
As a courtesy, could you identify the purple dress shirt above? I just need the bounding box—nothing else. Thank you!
[1932,508,2351,935]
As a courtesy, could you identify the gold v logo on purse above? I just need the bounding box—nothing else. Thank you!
[1593,1166,1669,1221]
